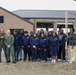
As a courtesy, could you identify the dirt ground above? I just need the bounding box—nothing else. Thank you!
[0,50,76,75]
[0,61,76,75]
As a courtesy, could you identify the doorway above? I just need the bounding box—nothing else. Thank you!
[36,22,53,31]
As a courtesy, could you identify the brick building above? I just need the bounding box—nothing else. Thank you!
[0,7,76,33]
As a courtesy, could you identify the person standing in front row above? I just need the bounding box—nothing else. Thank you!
[19,30,24,61]
[58,29,67,62]
[39,33,48,62]
[49,32,59,63]
[4,30,16,63]
[68,28,76,63]
[0,27,7,63]
[22,31,31,62]
[30,32,39,61]
[13,30,20,62]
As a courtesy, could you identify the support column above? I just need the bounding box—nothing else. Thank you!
[33,19,36,32]
[54,21,57,32]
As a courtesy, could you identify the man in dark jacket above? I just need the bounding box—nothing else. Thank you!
[22,31,30,61]
[58,29,67,61]
[13,30,20,62]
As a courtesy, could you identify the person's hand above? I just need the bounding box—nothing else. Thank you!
[28,46,30,48]
[22,46,24,48]
[38,48,40,50]
[1,36,4,39]
[8,45,10,48]
[33,46,37,49]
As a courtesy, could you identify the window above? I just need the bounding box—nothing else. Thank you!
[0,16,4,23]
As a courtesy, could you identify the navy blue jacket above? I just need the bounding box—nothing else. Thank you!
[49,36,59,51]
[18,33,24,47]
[39,37,48,48]
[58,33,67,45]
[14,34,20,46]
[22,35,30,46]
[30,37,39,47]
[46,37,49,48]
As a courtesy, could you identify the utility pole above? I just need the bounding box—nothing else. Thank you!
[65,10,68,50]
[74,14,76,34]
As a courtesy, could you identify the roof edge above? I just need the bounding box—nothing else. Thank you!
[0,7,33,25]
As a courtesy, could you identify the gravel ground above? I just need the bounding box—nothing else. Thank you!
[0,50,76,75]
[0,61,76,75]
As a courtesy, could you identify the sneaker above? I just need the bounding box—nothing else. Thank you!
[58,59,62,62]
[43,60,45,63]
[69,61,72,64]
[63,60,66,62]
[53,60,56,63]
[51,60,54,63]
[41,60,43,63]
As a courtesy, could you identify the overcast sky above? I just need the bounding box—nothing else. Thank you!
[0,0,76,11]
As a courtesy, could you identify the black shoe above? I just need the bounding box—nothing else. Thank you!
[6,61,10,63]
[19,59,22,61]
[13,61,16,64]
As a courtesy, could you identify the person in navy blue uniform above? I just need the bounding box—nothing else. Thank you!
[37,31,41,60]
[58,29,67,61]
[39,33,48,62]
[30,31,34,57]
[47,31,53,60]
[30,33,39,61]
[49,32,59,63]
[22,31,30,61]
[19,30,24,60]
[45,32,49,61]
[13,30,20,62]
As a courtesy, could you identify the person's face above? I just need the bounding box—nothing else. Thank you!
[70,29,73,33]
[61,30,63,33]
[58,31,61,34]
[53,33,56,37]
[49,32,51,35]
[24,33,28,36]
[30,32,33,36]
[41,34,44,38]
[34,34,36,37]
[7,30,11,35]
[13,32,17,35]
[0,28,4,32]
[46,33,48,37]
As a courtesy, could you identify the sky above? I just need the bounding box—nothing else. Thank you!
[0,0,76,11]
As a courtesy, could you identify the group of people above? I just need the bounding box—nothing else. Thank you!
[0,27,76,64]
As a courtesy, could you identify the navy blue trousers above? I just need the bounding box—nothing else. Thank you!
[14,46,20,61]
[40,48,47,61]
[31,47,37,60]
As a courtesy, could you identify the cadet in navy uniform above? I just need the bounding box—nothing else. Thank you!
[47,31,53,59]
[39,33,48,62]
[58,29,67,61]
[22,31,30,61]
[45,31,49,61]
[30,33,39,61]
[13,30,20,62]
[19,30,24,60]
[49,32,59,63]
